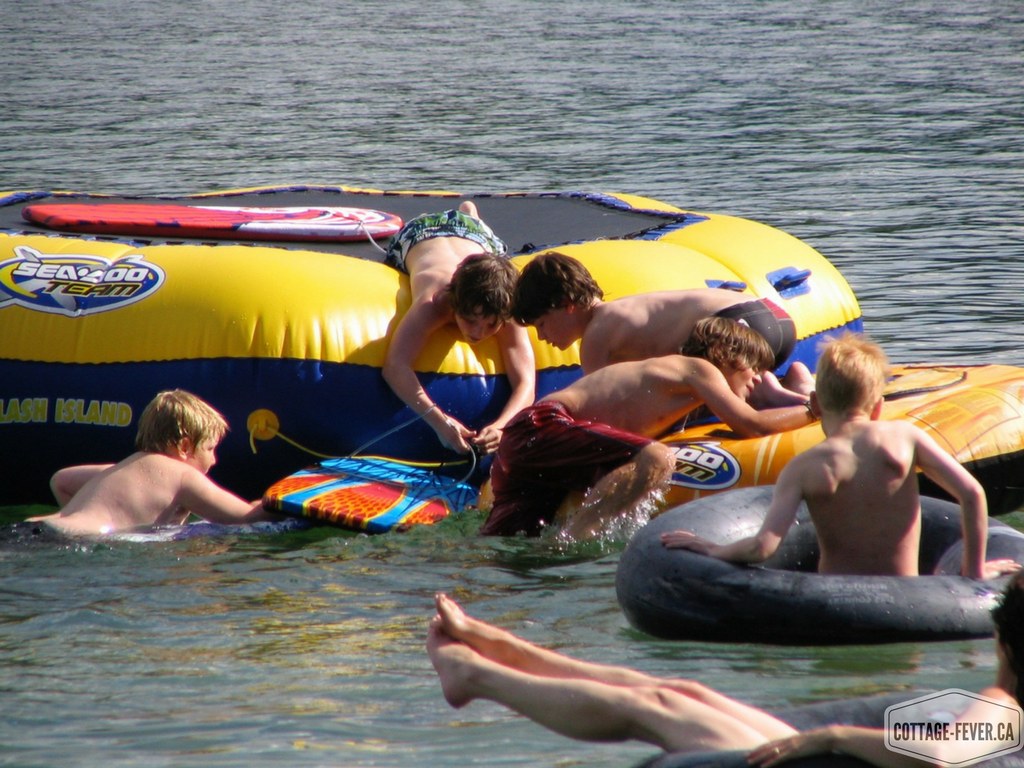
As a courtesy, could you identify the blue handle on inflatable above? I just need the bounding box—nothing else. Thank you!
[767,267,812,298]
[705,279,748,292]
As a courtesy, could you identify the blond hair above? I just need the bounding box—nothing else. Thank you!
[814,333,889,415]
[135,389,229,454]
[681,316,775,374]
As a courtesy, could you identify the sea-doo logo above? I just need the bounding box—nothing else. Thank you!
[0,245,164,316]
[669,442,741,490]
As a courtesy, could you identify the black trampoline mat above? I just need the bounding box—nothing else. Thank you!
[0,186,696,261]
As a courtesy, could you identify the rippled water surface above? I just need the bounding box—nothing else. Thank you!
[3,1,1024,766]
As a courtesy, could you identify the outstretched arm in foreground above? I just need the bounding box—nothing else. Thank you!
[752,682,1019,768]
[427,594,795,752]
[177,469,276,525]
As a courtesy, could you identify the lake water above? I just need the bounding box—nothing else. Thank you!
[2,1,1024,766]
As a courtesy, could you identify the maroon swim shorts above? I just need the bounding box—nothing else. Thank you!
[480,400,653,537]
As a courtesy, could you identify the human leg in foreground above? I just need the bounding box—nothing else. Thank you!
[426,594,796,752]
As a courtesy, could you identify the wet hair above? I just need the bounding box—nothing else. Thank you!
[992,571,1024,704]
[135,389,229,454]
[446,253,518,320]
[814,332,889,415]
[511,251,603,325]
[681,316,775,374]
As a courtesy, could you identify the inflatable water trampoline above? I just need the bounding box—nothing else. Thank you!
[0,184,860,506]
[4,184,1024,527]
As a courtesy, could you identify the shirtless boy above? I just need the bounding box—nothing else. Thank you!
[480,317,819,539]
[382,201,535,455]
[661,333,1021,579]
[29,389,276,536]
[511,251,813,406]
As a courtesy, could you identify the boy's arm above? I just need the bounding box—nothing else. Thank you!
[661,465,805,563]
[689,361,816,437]
[50,464,113,507]
[912,426,992,579]
[473,322,536,453]
[177,469,277,524]
[750,725,936,768]
[382,299,474,453]
[753,688,1020,768]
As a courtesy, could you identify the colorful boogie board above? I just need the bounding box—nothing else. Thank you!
[262,456,480,533]
[21,203,404,242]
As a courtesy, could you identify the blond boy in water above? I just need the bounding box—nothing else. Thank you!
[29,390,274,535]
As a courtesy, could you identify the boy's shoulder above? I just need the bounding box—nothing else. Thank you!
[639,354,708,384]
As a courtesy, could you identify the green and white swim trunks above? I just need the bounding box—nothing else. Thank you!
[384,209,508,273]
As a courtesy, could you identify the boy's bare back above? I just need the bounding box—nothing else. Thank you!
[785,419,926,575]
[581,289,755,371]
[546,356,705,437]
[662,333,1017,580]
[545,351,811,440]
[404,239,493,309]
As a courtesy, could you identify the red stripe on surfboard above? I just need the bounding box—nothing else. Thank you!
[22,203,403,242]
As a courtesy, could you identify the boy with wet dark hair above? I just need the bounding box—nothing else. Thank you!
[512,251,812,405]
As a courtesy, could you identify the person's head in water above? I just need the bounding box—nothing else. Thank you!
[992,570,1024,703]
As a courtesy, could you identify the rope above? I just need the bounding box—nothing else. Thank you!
[355,218,388,254]
[247,404,480,485]
[248,426,337,460]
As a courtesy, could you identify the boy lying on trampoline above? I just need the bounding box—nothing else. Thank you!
[511,251,813,407]
[382,201,535,456]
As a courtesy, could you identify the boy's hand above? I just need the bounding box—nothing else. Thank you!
[470,425,503,455]
[979,559,1023,579]
[660,530,716,553]
[432,414,474,454]
[747,728,836,766]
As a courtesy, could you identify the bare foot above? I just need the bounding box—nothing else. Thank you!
[781,362,815,398]
[435,593,500,646]
[434,593,523,665]
[458,200,480,218]
[426,617,478,708]
[748,371,807,409]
